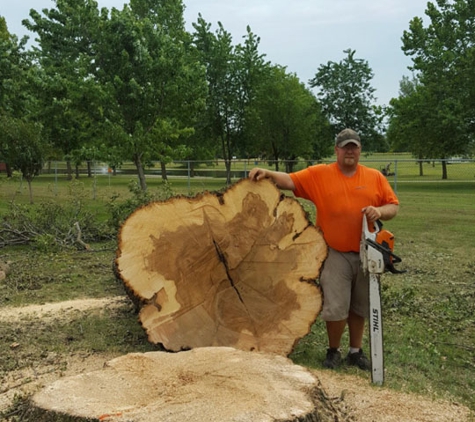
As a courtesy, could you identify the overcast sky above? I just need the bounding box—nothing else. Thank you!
[1,0,429,106]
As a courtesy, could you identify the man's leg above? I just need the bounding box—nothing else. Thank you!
[320,249,352,350]
[323,319,346,368]
[326,319,347,349]
[347,310,365,349]
[346,310,371,370]
[320,248,353,369]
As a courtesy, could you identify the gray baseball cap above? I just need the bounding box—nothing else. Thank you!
[335,128,361,148]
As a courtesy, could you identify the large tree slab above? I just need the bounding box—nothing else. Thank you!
[115,178,327,355]
[30,347,343,422]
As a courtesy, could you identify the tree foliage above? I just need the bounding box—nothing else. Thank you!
[22,0,103,179]
[387,76,435,179]
[0,14,46,190]
[192,17,270,184]
[22,0,206,191]
[390,0,475,177]
[0,116,45,203]
[0,20,31,119]
[309,49,383,151]
[251,66,331,170]
[94,1,206,190]
[1,3,371,193]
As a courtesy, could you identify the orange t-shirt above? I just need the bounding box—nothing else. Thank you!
[289,163,399,252]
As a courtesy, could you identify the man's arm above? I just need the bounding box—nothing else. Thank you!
[248,168,295,191]
[362,204,399,222]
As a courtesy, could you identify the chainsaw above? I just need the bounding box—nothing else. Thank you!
[360,215,404,385]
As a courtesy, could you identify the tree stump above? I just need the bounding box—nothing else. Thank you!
[115,178,327,355]
[29,347,346,421]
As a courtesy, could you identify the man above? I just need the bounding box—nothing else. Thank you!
[248,128,399,370]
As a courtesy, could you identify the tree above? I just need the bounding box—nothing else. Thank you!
[0,17,17,128]
[192,17,268,184]
[192,16,237,184]
[0,16,7,41]
[0,18,31,119]
[0,16,44,183]
[387,77,429,175]
[251,66,331,171]
[23,0,103,180]
[401,0,475,170]
[388,73,466,178]
[309,49,383,150]
[93,1,206,191]
[24,0,207,190]
[232,26,268,160]
[0,116,45,203]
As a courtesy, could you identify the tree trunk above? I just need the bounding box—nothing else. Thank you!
[29,348,347,422]
[133,154,147,192]
[66,160,73,180]
[224,157,232,185]
[115,178,327,356]
[418,160,424,176]
[441,160,448,179]
[6,162,12,178]
[160,160,168,180]
[27,178,34,205]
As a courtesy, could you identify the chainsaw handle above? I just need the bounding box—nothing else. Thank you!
[375,219,383,231]
[362,215,383,235]
[362,215,405,274]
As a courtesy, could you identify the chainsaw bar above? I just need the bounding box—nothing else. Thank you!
[368,272,384,385]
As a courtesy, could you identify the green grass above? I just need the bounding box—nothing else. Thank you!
[0,164,474,417]
[0,243,120,307]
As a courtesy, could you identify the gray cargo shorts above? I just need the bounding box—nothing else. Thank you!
[319,247,369,321]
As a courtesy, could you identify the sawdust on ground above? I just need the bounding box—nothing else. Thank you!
[0,297,472,422]
[0,296,126,322]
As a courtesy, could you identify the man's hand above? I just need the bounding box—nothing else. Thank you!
[362,206,381,222]
[362,204,399,222]
[249,168,267,181]
[248,168,295,191]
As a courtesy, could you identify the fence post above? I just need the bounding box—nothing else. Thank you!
[55,161,58,196]
[187,160,191,193]
[92,160,97,200]
[394,160,398,194]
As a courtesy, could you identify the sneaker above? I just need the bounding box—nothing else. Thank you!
[346,349,371,371]
[323,348,342,369]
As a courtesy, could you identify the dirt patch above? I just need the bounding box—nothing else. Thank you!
[0,297,472,421]
[0,296,126,323]
[315,370,471,422]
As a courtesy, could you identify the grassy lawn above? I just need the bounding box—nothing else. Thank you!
[0,160,474,416]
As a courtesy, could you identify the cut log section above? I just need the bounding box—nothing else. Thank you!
[30,347,344,422]
[115,178,327,355]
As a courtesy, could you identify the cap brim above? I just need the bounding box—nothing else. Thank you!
[338,139,361,148]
